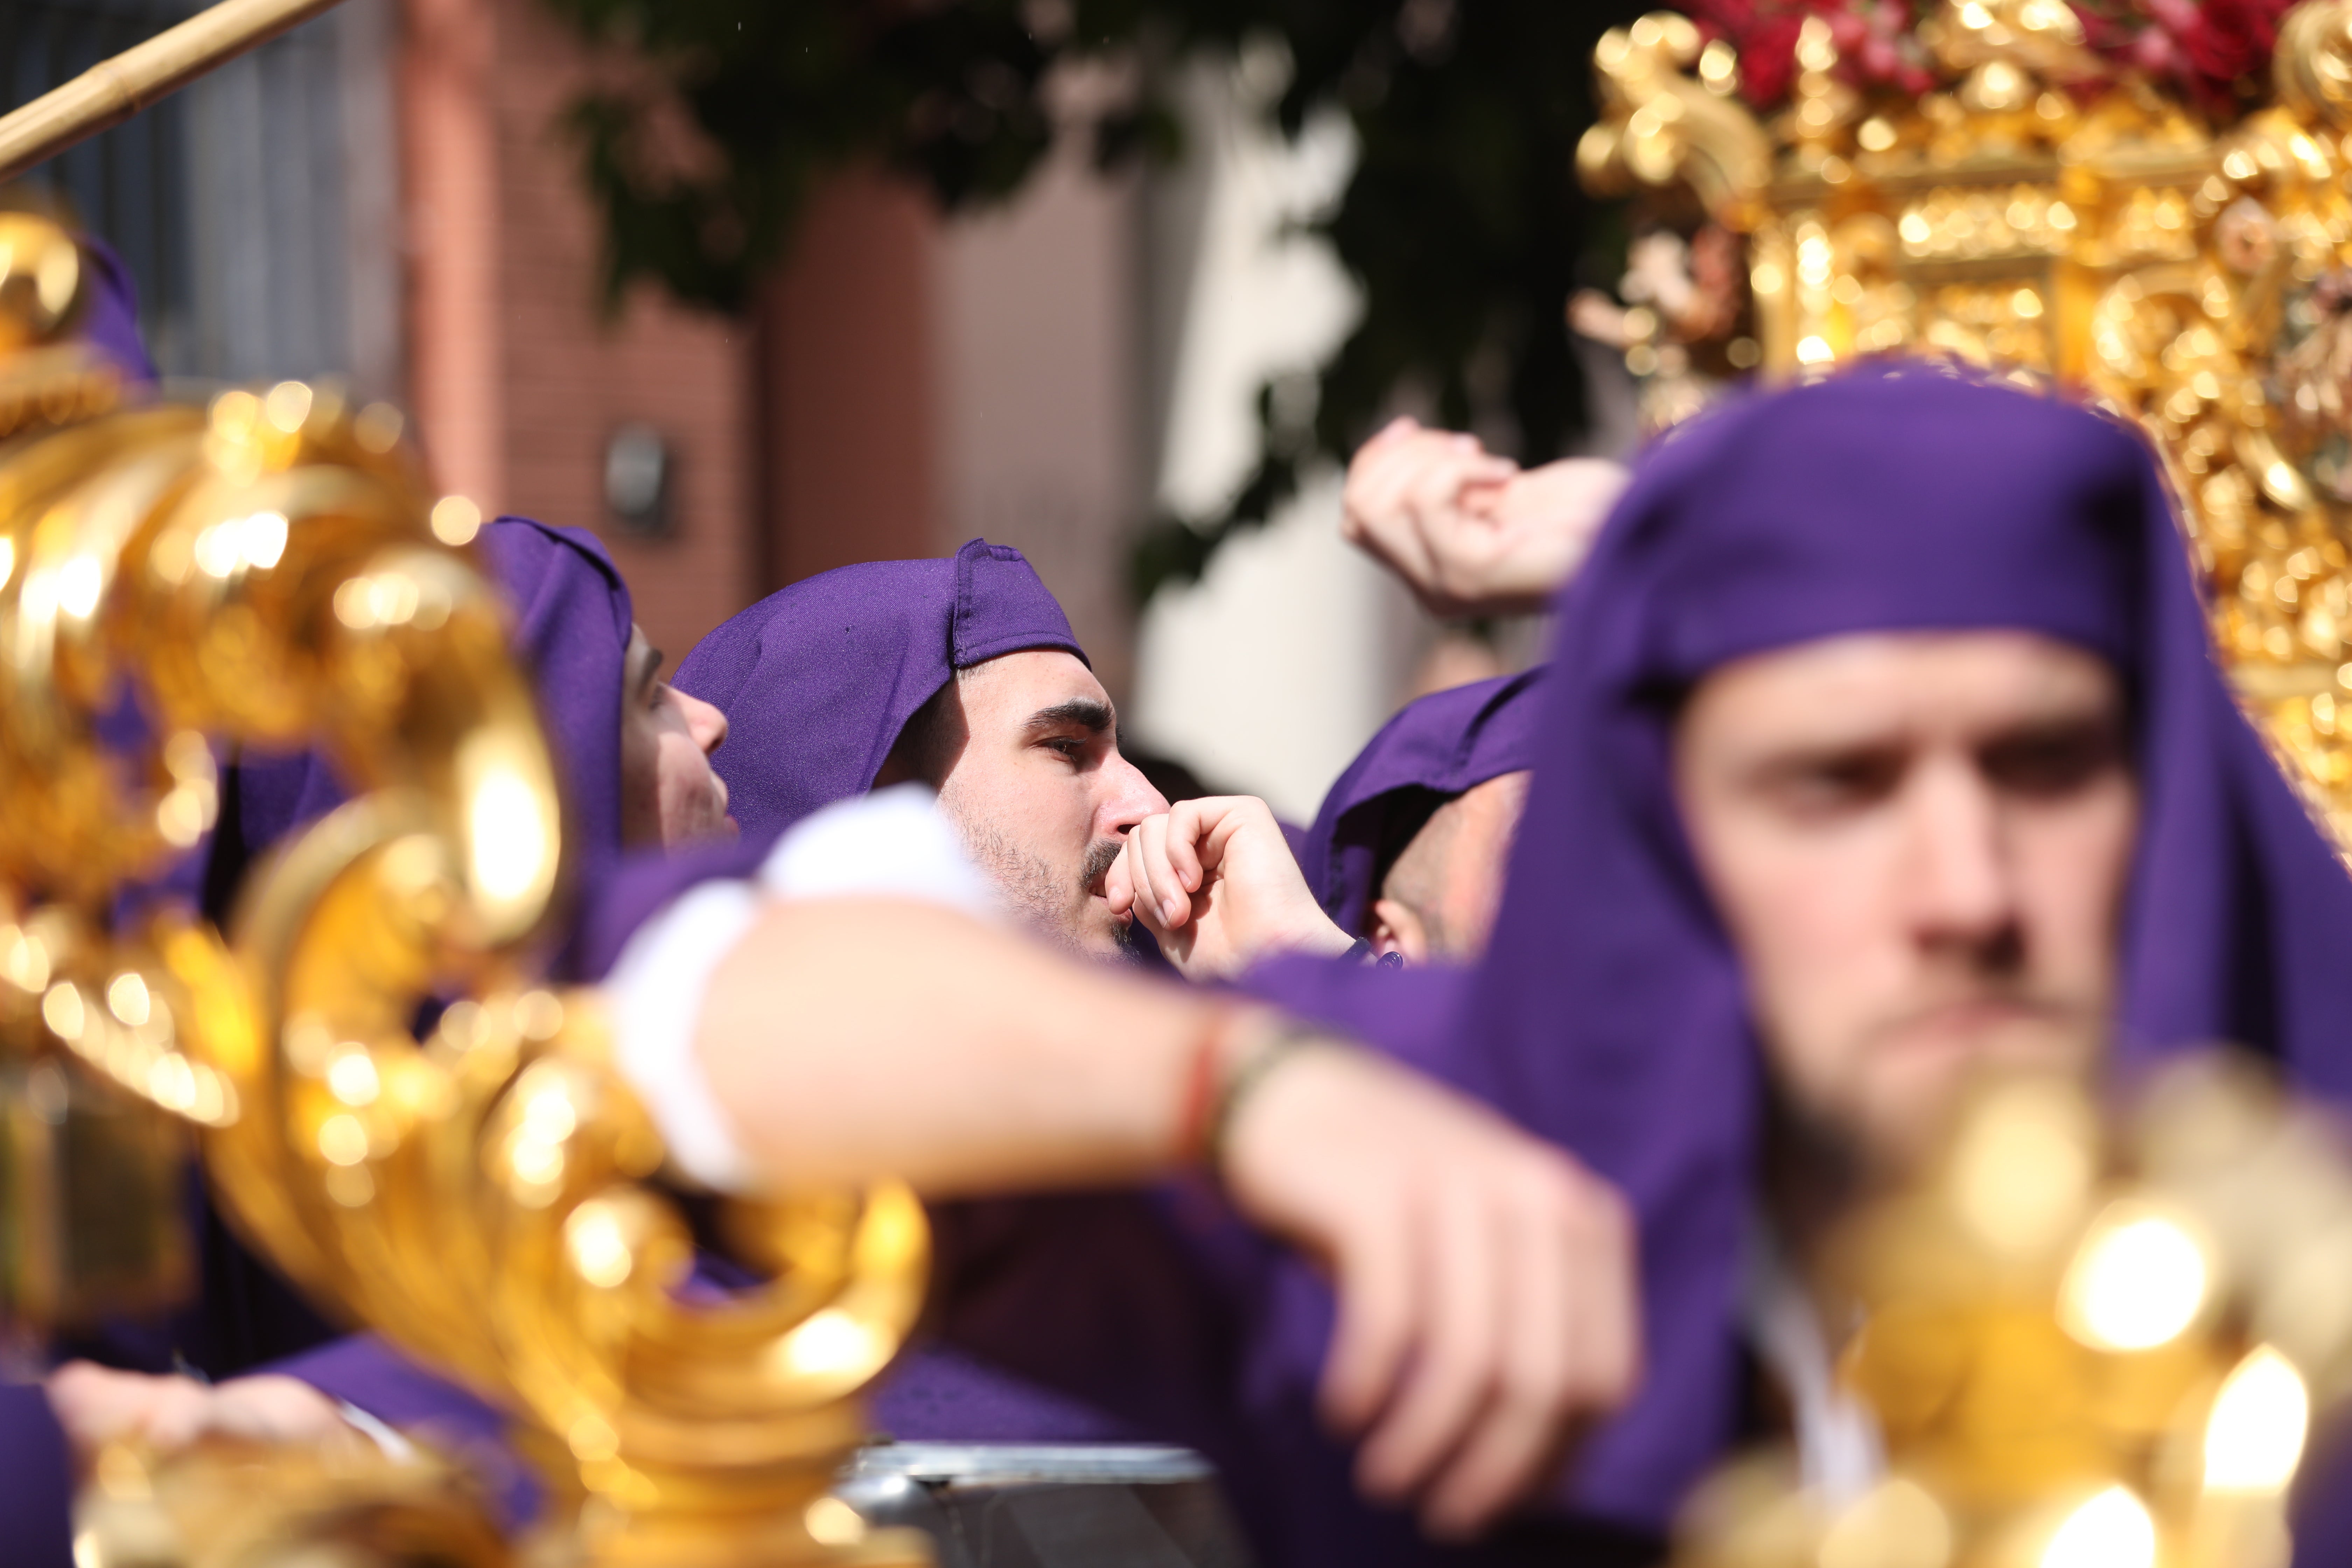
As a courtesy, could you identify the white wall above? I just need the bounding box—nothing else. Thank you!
[1128,55,1421,822]
[934,115,1143,698]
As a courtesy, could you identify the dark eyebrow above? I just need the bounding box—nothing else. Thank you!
[631,642,665,691]
[1026,698,1113,735]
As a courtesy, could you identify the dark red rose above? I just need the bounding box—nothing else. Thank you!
[1738,10,1806,104]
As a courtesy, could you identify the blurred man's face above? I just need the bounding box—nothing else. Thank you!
[933,650,1169,958]
[618,626,736,850]
[1368,770,1530,963]
[1672,632,2135,1176]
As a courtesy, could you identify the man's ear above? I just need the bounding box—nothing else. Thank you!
[1367,898,1430,966]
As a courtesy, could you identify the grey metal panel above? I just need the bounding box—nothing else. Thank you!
[1,0,398,390]
[837,1444,1254,1568]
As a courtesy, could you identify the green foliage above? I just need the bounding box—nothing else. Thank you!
[537,0,1642,601]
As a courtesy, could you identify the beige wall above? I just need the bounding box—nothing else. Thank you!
[935,144,1143,702]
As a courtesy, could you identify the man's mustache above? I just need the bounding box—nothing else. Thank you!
[1082,837,1125,896]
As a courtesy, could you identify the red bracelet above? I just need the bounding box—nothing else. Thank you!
[1174,1005,1247,1165]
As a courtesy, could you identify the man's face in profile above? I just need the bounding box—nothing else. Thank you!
[618,625,736,850]
[1672,631,2137,1176]
[931,650,1170,958]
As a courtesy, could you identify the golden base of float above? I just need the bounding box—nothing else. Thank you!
[1580,0,2352,852]
[0,214,933,1568]
[1679,1057,2352,1568]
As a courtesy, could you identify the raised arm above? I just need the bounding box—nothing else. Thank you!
[1342,417,1628,618]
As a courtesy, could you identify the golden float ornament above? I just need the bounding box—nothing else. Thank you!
[1577,0,2352,849]
[1673,1057,2352,1568]
[0,212,931,1568]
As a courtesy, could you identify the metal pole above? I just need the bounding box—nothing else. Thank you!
[0,0,350,187]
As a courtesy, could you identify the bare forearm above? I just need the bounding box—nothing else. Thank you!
[693,898,1217,1195]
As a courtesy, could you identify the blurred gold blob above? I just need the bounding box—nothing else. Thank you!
[1678,1058,2352,1568]
[0,212,81,351]
[2040,1485,2156,1568]
[0,215,932,1568]
[1818,1478,1952,1568]
[2204,1347,2309,1495]
[2058,1204,2208,1352]
[1580,0,2352,857]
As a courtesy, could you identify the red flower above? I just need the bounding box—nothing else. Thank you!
[1736,10,1808,105]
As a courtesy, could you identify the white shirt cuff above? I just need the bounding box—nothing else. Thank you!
[606,784,995,1192]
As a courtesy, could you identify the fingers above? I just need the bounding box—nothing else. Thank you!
[204,1376,371,1449]
[44,1362,158,1459]
[1321,1203,1420,1439]
[1340,418,1426,541]
[1419,1164,1639,1538]
[1162,799,1210,899]
[138,1378,224,1451]
[1127,815,1182,932]
[1356,1178,1503,1506]
[1564,1179,1640,1417]
[1414,1167,1602,1535]
[1344,428,1511,595]
[1224,1045,1641,1543]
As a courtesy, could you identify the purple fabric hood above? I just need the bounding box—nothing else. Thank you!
[675,538,1085,844]
[1301,670,1544,937]
[73,236,157,386]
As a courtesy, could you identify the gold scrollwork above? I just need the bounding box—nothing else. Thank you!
[0,214,932,1568]
[1578,12,1774,230]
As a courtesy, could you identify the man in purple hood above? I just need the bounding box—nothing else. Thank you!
[1297,671,1542,964]
[675,538,1168,960]
[1244,364,2352,1562]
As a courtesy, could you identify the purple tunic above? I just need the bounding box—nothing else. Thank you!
[0,1387,73,1568]
[1300,670,1544,938]
[1248,365,2352,1550]
[74,237,158,387]
[674,537,1085,844]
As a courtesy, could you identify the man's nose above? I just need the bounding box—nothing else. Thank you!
[1098,750,1170,836]
[1905,760,2017,953]
[680,691,728,756]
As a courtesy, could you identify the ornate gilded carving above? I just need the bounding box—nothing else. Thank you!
[1577,0,2352,853]
[0,214,931,1568]
[1677,1059,2352,1568]
[1578,13,1775,231]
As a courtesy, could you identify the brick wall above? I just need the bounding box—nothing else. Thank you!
[400,0,757,667]
[398,0,1145,689]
